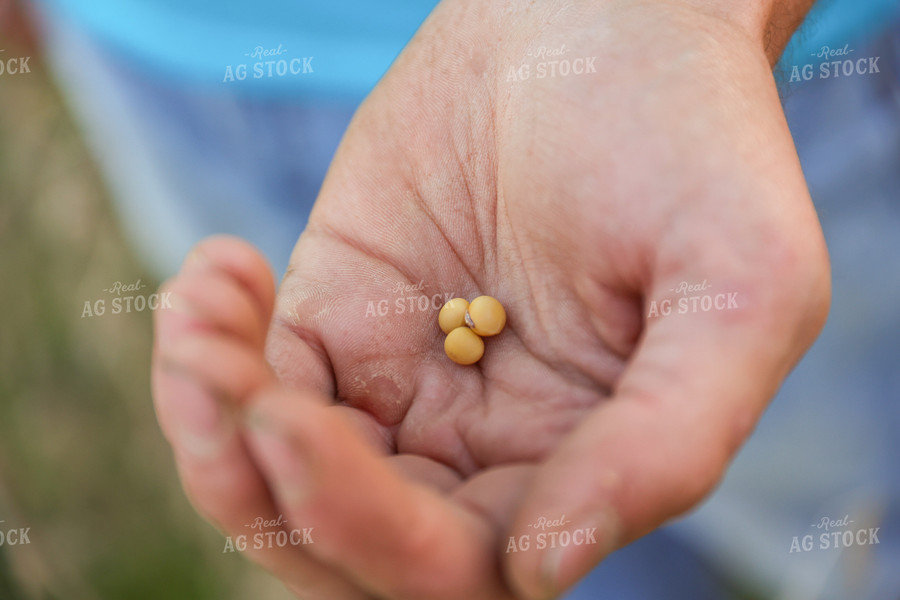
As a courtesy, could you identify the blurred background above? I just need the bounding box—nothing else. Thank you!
[0,14,292,600]
[1,0,899,598]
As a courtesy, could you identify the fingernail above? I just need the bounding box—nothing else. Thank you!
[183,247,211,271]
[540,509,619,596]
[245,408,312,504]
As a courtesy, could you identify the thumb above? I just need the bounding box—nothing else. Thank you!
[504,268,829,599]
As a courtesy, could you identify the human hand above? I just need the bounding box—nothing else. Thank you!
[152,0,829,598]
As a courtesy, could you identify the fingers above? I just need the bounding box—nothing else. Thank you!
[153,235,277,441]
[153,235,275,454]
[245,386,517,600]
[183,234,276,330]
[505,274,829,599]
[451,464,538,537]
[152,236,368,599]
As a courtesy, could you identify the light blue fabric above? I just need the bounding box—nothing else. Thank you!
[32,3,359,280]
[779,0,900,71]
[29,0,440,100]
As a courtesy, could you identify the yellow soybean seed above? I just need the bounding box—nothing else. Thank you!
[465,295,506,337]
[439,298,470,334]
[444,327,485,365]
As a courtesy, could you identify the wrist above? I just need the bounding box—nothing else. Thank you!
[483,0,818,69]
[670,0,817,65]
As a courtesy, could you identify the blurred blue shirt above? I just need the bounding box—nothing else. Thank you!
[30,0,900,100]
[30,0,440,101]
[779,0,900,71]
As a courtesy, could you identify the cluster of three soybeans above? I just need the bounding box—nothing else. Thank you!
[438,296,506,365]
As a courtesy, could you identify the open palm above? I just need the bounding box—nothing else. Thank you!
[153,1,830,599]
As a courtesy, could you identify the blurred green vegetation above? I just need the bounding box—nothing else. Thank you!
[0,38,288,600]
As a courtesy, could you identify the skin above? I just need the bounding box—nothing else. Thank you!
[152,0,829,598]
